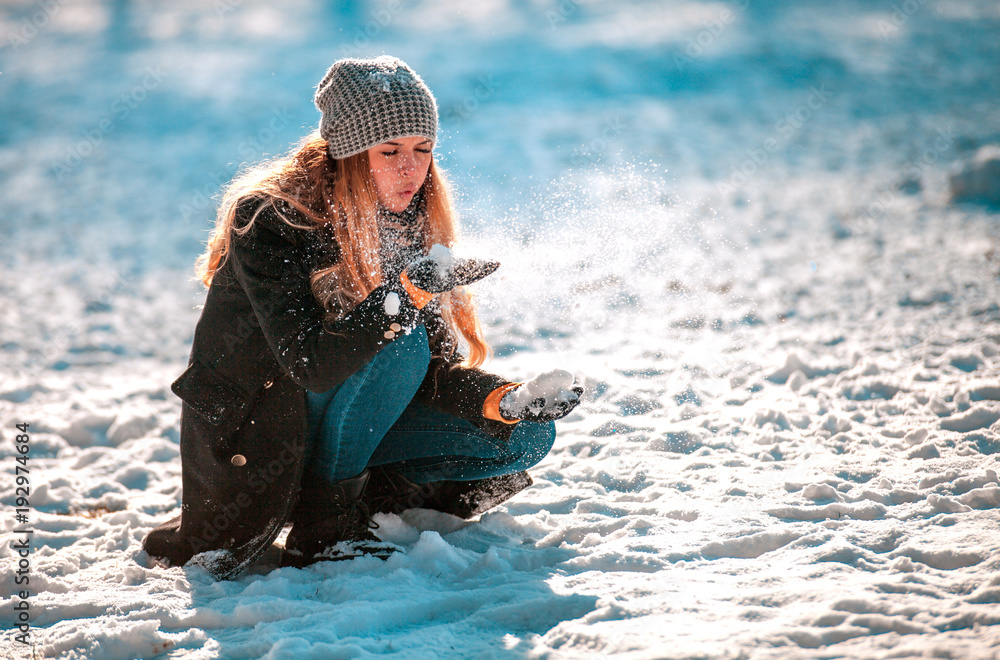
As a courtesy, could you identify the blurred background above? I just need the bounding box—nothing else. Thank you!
[3,0,998,257]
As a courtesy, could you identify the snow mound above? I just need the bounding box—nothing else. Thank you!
[949,144,1000,207]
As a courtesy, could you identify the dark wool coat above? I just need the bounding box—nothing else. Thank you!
[143,195,518,580]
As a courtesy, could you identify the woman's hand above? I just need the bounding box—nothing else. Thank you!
[404,244,499,294]
[499,369,584,422]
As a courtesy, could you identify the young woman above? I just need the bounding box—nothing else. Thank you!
[143,55,583,579]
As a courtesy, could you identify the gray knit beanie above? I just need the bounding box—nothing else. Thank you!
[314,55,438,160]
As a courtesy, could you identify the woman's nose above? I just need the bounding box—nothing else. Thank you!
[399,152,417,173]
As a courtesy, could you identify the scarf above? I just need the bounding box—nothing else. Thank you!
[377,186,428,282]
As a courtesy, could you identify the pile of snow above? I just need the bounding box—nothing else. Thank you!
[950,145,1000,207]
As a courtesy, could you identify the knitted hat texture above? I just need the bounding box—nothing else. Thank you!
[314,55,438,160]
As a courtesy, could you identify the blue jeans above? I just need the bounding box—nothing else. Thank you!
[305,324,556,484]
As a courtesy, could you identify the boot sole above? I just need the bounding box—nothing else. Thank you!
[280,540,398,568]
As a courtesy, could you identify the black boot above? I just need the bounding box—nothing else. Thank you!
[365,467,534,520]
[281,470,394,568]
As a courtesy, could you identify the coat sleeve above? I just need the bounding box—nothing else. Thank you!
[227,197,418,393]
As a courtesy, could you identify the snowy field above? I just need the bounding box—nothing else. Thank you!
[2,0,1000,658]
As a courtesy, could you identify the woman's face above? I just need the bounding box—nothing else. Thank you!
[367,136,433,213]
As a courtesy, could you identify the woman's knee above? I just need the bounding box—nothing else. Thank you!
[366,323,430,396]
[513,420,556,468]
[387,324,430,370]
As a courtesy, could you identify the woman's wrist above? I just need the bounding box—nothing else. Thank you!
[400,270,434,310]
[483,382,522,424]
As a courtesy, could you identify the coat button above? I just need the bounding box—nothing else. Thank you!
[390,323,402,332]
[384,330,396,339]
[231,454,247,467]
[263,379,274,389]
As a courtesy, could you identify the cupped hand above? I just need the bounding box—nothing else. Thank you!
[500,369,584,422]
[405,244,499,294]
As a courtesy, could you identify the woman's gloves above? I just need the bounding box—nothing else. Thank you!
[499,369,584,422]
[404,244,499,295]
[401,245,586,425]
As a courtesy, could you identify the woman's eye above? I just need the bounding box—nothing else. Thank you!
[380,148,431,156]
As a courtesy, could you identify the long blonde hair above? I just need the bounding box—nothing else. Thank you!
[196,130,490,366]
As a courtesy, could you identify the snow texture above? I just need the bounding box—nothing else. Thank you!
[426,243,455,278]
[3,0,1000,659]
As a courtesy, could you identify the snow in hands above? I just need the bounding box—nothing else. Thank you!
[405,243,500,294]
[500,369,583,422]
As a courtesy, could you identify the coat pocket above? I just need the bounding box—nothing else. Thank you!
[171,359,255,435]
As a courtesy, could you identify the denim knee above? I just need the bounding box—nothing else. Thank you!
[388,324,431,387]
[305,324,430,414]
[304,324,430,478]
[511,420,557,469]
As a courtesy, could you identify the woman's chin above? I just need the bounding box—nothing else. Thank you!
[382,196,414,213]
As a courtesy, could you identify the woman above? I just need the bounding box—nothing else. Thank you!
[143,55,583,580]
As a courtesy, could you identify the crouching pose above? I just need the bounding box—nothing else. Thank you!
[143,55,583,579]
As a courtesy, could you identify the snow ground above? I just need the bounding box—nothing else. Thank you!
[1,0,999,658]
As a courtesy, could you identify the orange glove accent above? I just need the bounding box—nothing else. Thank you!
[400,270,434,310]
[483,382,522,424]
